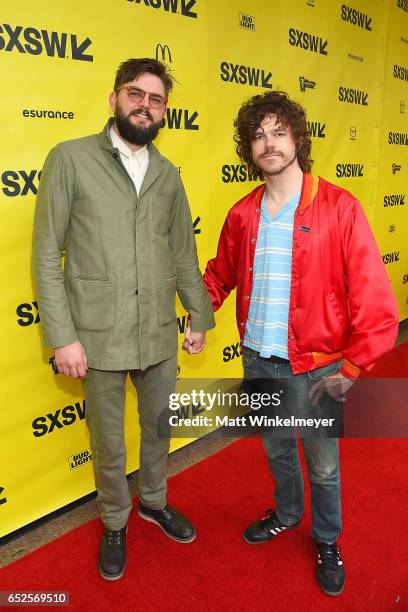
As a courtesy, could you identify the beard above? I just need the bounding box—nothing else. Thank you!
[257,151,297,177]
[115,104,162,146]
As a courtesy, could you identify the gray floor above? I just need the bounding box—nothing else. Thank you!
[2,319,407,569]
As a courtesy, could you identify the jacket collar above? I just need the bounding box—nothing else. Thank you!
[99,118,164,197]
[251,173,319,211]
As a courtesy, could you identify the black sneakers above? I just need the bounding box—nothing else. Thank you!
[316,542,345,596]
[98,525,127,581]
[243,509,300,544]
[138,502,196,543]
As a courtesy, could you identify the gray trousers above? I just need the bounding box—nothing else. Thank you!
[82,354,177,530]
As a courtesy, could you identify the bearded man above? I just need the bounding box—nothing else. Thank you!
[33,58,214,580]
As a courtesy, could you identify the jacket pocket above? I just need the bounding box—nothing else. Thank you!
[152,194,174,236]
[67,277,116,331]
[157,273,177,326]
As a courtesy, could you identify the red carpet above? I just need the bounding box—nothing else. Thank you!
[1,436,408,611]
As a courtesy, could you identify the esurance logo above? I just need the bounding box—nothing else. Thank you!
[383,194,405,207]
[126,0,197,19]
[288,28,328,55]
[388,131,408,145]
[220,61,272,88]
[2,170,41,197]
[336,163,364,178]
[393,65,408,82]
[338,86,368,106]
[341,5,372,30]
[0,24,93,61]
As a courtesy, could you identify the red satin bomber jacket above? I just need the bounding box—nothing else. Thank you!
[203,174,399,378]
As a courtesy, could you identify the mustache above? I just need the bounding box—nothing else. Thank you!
[129,109,153,121]
[260,150,283,158]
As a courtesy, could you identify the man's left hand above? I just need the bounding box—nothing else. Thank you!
[308,372,354,407]
[182,325,206,354]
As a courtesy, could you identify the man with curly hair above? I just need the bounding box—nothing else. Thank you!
[190,91,398,596]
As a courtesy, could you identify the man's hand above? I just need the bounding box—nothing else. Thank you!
[54,341,88,379]
[308,372,354,407]
[182,325,206,354]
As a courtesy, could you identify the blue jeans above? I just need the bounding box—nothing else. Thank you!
[242,347,342,544]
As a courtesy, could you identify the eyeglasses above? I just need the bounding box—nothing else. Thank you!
[117,86,167,110]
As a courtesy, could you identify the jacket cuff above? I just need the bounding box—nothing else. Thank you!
[190,314,216,334]
[340,359,361,379]
[43,326,79,349]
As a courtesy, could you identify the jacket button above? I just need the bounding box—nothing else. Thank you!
[251,237,256,243]
[135,289,138,295]
[244,295,249,301]
[249,267,253,272]
[255,208,259,213]
[240,322,245,327]
[295,242,300,248]
[290,335,295,341]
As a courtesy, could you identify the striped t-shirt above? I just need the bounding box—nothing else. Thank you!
[243,190,300,359]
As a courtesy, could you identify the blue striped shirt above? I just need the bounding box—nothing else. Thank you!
[243,191,300,359]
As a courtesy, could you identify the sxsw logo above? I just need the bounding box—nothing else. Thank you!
[17,301,40,327]
[397,0,408,13]
[222,164,258,183]
[0,24,92,61]
[220,61,272,88]
[223,342,242,363]
[164,108,198,130]
[383,194,405,207]
[32,400,86,437]
[299,76,316,92]
[69,449,92,470]
[393,65,408,82]
[155,43,172,63]
[307,121,326,139]
[392,164,401,174]
[382,251,400,264]
[2,170,41,196]
[127,0,197,19]
[388,131,408,145]
[336,163,364,178]
[288,28,328,55]
[193,216,201,234]
[240,13,255,31]
[0,486,6,506]
[338,87,368,106]
[341,5,372,30]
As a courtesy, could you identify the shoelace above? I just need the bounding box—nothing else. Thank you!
[317,543,342,570]
[106,530,122,546]
[259,508,282,531]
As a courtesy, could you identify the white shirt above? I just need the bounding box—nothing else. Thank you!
[110,125,149,196]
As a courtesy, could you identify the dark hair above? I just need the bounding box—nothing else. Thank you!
[114,58,174,96]
[233,91,313,179]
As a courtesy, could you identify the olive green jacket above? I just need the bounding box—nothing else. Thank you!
[32,119,215,370]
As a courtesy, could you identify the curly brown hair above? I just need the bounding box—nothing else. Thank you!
[233,91,313,179]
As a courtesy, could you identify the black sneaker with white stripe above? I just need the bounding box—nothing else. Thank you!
[243,509,300,544]
[316,542,345,596]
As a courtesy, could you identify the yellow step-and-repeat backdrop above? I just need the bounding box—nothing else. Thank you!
[0,0,407,538]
